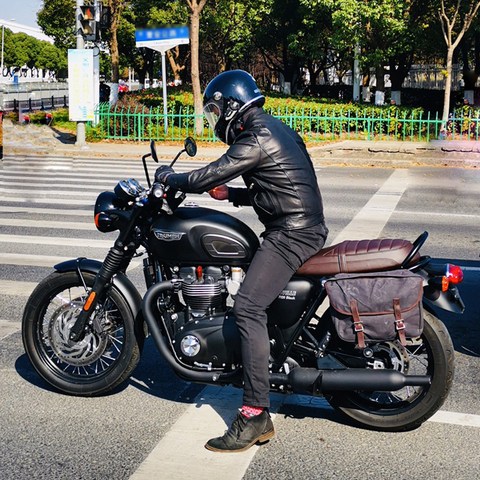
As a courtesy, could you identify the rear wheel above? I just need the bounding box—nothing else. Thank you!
[22,271,142,396]
[326,310,454,431]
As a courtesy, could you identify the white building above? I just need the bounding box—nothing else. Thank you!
[0,19,53,44]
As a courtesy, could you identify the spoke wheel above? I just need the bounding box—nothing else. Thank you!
[326,310,454,431]
[22,271,142,396]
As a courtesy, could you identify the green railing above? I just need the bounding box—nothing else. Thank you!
[89,103,480,142]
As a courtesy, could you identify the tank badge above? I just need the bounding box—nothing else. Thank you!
[154,230,186,242]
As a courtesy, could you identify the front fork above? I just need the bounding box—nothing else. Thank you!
[69,245,126,342]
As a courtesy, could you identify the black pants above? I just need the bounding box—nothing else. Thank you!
[233,222,328,408]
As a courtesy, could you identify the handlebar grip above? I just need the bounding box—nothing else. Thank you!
[152,183,165,199]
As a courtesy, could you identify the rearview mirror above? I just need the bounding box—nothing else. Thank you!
[150,140,159,163]
[184,137,197,157]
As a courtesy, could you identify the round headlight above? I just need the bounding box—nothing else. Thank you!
[94,191,120,232]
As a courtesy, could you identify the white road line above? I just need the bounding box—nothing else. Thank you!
[0,206,92,216]
[0,252,141,271]
[0,234,112,248]
[395,209,480,219]
[330,168,410,244]
[0,320,22,339]
[0,181,105,190]
[0,219,95,230]
[429,410,480,427]
[0,279,37,296]
[0,196,95,206]
[0,187,98,197]
[0,198,242,213]
[0,253,95,267]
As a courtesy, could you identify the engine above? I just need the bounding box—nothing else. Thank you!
[169,265,243,371]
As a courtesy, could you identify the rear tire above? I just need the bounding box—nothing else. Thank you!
[326,310,454,431]
[22,271,142,396]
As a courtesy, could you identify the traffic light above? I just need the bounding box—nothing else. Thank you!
[80,5,97,40]
[99,5,111,30]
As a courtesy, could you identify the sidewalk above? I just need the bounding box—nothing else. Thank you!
[3,119,480,168]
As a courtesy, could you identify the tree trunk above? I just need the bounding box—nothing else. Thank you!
[109,27,119,104]
[375,65,385,105]
[167,47,185,82]
[187,0,207,137]
[108,0,127,105]
[442,48,454,132]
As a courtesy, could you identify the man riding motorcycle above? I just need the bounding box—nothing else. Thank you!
[155,70,328,453]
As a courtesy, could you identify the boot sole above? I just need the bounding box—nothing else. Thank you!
[205,428,275,453]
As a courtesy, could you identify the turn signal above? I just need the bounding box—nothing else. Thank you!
[84,292,96,311]
[442,264,463,292]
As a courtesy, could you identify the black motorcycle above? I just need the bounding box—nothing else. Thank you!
[22,139,465,431]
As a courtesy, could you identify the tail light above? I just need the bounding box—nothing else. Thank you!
[441,264,463,292]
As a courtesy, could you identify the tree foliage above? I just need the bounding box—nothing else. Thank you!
[37,0,76,50]
[2,28,67,77]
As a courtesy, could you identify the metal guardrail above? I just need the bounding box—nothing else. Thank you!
[88,103,480,142]
[2,96,68,112]
[0,82,69,112]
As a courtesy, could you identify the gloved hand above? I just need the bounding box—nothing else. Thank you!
[208,185,229,200]
[155,166,175,184]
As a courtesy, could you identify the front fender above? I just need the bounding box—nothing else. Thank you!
[54,258,145,332]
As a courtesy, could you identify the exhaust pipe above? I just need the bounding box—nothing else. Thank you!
[286,367,431,394]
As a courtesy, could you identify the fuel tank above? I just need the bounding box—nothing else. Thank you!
[148,206,260,266]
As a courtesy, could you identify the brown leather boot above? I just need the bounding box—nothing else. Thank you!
[205,410,274,453]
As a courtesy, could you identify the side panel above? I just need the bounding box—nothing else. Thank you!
[267,277,316,329]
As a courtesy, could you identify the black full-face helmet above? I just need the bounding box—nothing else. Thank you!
[203,70,265,145]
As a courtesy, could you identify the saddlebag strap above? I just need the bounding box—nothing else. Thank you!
[350,300,366,349]
[393,298,407,346]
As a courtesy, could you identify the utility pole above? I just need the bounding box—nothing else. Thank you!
[75,0,86,147]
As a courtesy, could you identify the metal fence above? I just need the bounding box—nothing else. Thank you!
[89,103,480,142]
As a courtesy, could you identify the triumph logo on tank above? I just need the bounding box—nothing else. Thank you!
[154,230,186,241]
[278,290,297,300]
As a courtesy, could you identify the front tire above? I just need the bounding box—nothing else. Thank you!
[22,271,142,396]
[326,310,454,431]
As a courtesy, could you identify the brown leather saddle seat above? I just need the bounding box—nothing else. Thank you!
[296,238,418,277]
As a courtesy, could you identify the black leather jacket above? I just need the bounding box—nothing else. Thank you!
[166,107,327,233]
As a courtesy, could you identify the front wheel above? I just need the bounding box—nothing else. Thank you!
[326,310,454,431]
[22,271,142,396]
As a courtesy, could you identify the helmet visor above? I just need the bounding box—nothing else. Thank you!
[204,101,222,131]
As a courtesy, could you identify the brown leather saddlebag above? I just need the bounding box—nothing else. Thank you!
[325,270,424,348]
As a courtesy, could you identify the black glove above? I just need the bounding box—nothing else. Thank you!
[155,166,175,184]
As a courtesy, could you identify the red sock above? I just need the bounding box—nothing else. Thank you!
[241,405,264,418]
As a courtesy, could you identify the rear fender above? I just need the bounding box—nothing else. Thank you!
[417,268,465,314]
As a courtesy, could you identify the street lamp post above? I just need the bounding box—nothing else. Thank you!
[1,19,16,79]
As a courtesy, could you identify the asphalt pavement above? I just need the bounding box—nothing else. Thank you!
[2,144,480,479]
[3,118,480,167]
